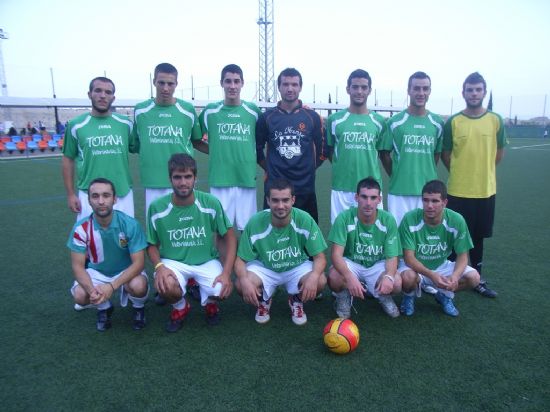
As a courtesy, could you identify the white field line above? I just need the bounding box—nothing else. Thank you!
[510,143,550,150]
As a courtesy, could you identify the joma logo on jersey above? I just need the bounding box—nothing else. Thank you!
[179,216,193,222]
[426,235,440,240]
[353,122,366,127]
[227,113,241,118]
[159,113,172,118]
[277,236,290,243]
[359,232,373,238]
[98,125,112,129]
[413,124,426,129]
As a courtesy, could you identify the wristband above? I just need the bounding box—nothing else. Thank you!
[383,274,395,283]
[109,282,115,291]
[154,262,164,270]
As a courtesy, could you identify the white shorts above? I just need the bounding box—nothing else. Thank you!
[387,194,422,226]
[342,258,403,298]
[400,260,475,299]
[246,260,312,301]
[70,268,148,307]
[331,190,383,224]
[78,189,134,221]
[211,186,256,231]
[145,188,172,217]
[158,258,223,305]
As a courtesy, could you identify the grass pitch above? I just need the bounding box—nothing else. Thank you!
[0,139,548,411]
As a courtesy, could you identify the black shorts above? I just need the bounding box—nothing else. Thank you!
[263,191,319,223]
[446,195,495,239]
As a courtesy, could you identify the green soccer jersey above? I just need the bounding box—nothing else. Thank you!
[399,208,473,270]
[328,208,400,268]
[381,110,444,196]
[147,190,232,265]
[326,109,386,192]
[238,208,327,273]
[199,100,261,188]
[63,113,135,196]
[67,210,147,277]
[133,98,202,188]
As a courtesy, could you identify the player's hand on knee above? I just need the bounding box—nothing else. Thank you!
[348,276,366,300]
[155,266,176,295]
[241,278,260,306]
[300,274,318,302]
[213,274,233,299]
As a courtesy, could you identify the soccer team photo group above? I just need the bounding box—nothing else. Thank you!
[63,62,507,337]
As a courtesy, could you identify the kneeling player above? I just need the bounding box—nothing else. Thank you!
[399,180,480,317]
[328,177,402,319]
[235,178,327,325]
[147,154,236,332]
[68,178,148,331]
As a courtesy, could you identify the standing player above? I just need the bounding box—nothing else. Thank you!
[399,180,480,317]
[380,71,444,226]
[442,72,507,298]
[256,67,327,222]
[199,64,261,230]
[326,69,386,223]
[328,177,402,319]
[67,178,148,331]
[133,63,207,214]
[62,77,136,221]
[147,154,236,332]
[234,178,327,325]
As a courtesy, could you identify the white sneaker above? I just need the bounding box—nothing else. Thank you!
[74,303,94,311]
[334,289,352,319]
[378,295,400,318]
[255,299,272,324]
[288,296,307,325]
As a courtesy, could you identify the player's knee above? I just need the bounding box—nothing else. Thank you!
[401,270,419,290]
[126,275,148,297]
[327,266,344,290]
[73,285,89,305]
[392,273,403,293]
[465,270,480,288]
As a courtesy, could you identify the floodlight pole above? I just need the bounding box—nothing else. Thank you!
[50,67,60,129]
[0,28,9,96]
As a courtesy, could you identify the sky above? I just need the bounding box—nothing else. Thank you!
[1,0,549,119]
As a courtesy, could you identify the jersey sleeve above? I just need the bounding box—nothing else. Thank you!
[62,121,78,159]
[190,107,202,142]
[442,118,454,151]
[374,113,388,151]
[212,198,232,236]
[198,105,208,137]
[66,222,87,254]
[451,214,473,255]
[128,120,139,154]
[146,208,160,246]
[380,118,394,151]
[383,214,401,258]
[255,112,268,163]
[237,225,258,262]
[304,218,327,256]
[398,215,416,252]
[127,218,148,254]
[327,213,347,247]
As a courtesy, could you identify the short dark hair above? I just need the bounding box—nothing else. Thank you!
[356,176,381,194]
[88,177,116,197]
[463,72,486,92]
[347,69,371,88]
[154,63,178,80]
[89,77,115,94]
[277,67,302,87]
[422,180,447,200]
[221,64,243,82]
[168,153,197,177]
[408,71,431,90]
[267,178,295,197]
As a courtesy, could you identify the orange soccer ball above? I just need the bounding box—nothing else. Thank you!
[323,318,360,355]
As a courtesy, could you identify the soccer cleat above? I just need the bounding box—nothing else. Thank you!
[474,282,498,298]
[288,295,307,326]
[435,292,459,317]
[154,292,166,306]
[400,294,415,316]
[255,299,272,324]
[421,284,438,295]
[74,303,93,311]
[205,302,221,326]
[378,295,400,318]
[166,301,191,333]
[334,289,352,319]
[187,278,201,301]
[96,305,114,331]
[132,307,146,330]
